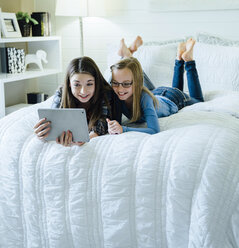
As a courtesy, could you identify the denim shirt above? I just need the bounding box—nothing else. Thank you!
[122,91,178,134]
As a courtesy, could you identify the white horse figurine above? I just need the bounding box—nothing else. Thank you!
[25,50,48,71]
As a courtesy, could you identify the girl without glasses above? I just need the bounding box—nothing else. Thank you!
[107,36,204,134]
[34,56,119,146]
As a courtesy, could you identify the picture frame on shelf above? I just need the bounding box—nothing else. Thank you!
[0,12,22,38]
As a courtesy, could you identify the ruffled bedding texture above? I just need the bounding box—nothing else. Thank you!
[0,90,239,248]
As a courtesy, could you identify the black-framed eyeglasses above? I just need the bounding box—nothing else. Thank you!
[111,81,133,88]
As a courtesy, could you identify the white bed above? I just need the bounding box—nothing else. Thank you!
[0,33,239,248]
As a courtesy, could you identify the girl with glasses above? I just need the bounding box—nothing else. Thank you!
[107,37,204,134]
[34,56,119,146]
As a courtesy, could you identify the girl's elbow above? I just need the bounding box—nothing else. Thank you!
[150,128,160,134]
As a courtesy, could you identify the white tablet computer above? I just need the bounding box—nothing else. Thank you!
[38,108,90,142]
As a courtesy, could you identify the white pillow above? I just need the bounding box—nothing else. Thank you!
[194,42,239,91]
[134,43,178,87]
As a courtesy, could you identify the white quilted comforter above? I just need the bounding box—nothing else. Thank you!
[0,91,239,248]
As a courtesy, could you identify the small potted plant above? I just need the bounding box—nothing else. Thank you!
[16,12,38,37]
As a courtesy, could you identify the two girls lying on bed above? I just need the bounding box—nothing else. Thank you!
[34,36,204,146]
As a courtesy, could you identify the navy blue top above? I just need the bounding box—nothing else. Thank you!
[122,91,178,134]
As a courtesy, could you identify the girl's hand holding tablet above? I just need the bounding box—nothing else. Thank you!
[56,130,85,147]
[34,118,51,140]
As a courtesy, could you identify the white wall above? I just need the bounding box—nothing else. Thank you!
[34,0,239,95]
[83,7,239,73]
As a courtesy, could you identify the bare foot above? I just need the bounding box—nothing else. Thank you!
[129,36,143,54]
[182,38,196,62]
[118,38,132,58]
[177,42,186,60]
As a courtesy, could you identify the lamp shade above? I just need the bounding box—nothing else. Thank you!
[55,0,88,16]
[87,0,106,16]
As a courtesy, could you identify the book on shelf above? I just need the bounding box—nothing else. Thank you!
[31,12,51,36]
[0,47,8,73]
[0,47,25,74]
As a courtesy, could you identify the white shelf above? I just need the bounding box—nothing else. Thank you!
[0,36,61,43]
[0,69,61,83]
[0,36,62,118]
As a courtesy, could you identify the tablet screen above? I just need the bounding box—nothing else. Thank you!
[38,108,90,142]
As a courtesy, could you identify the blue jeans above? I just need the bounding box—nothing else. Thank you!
[145,60,204,110]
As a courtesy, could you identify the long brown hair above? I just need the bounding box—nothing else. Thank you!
[61,56,112,130]
[110,57,158,123]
